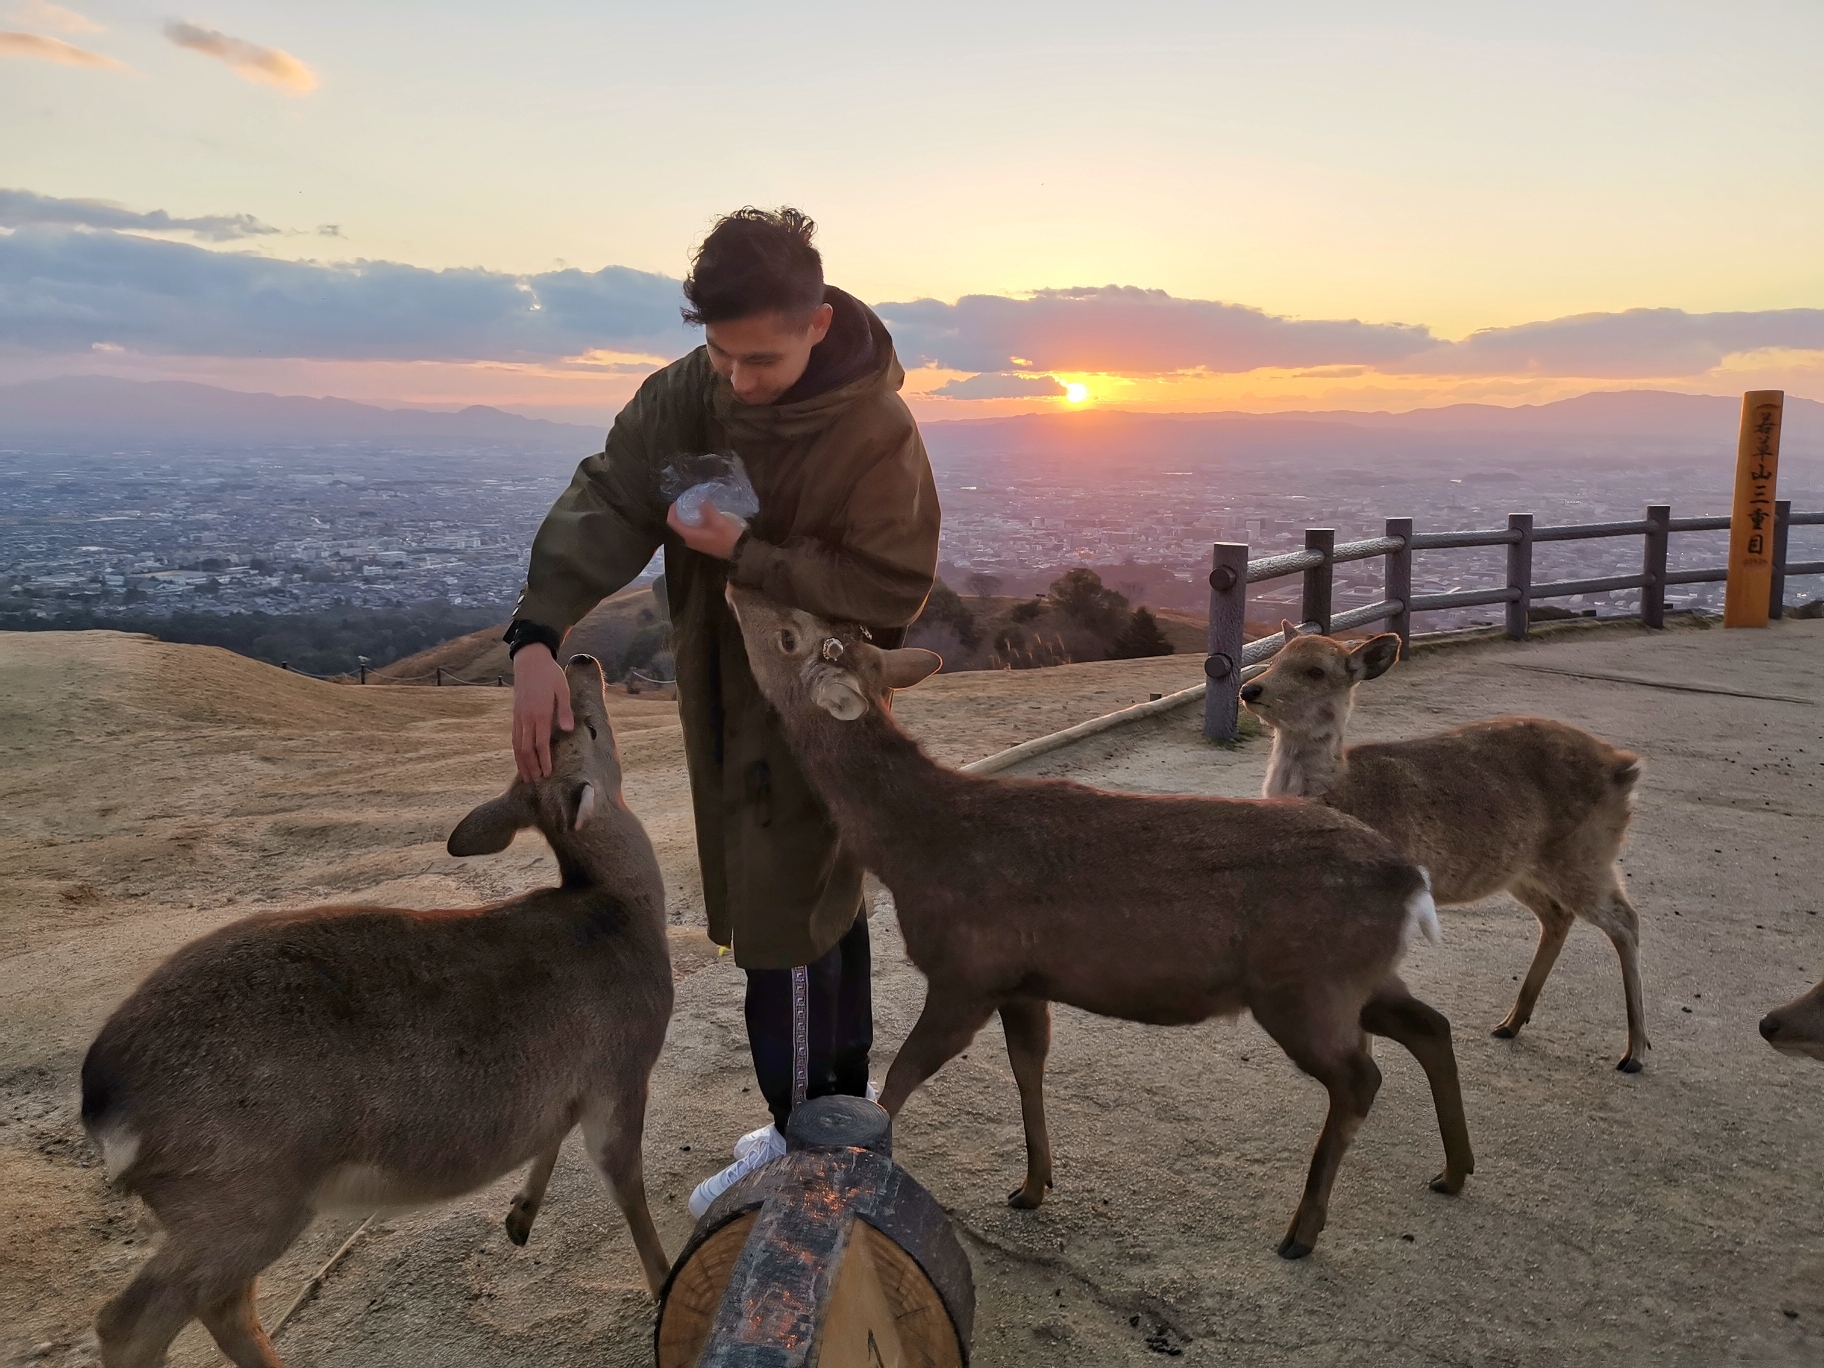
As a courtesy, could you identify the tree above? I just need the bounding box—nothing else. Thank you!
[916,579,981,650]
[965,571,1003,600]
[1010,597,1045,624]
[1047,568,1129,635]
[1111,606,1175,659]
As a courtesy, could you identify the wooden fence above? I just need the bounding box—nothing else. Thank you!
[1202,500,1824,740]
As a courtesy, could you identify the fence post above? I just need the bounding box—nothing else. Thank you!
[1384,517,1412,657]
[1641,503,1670,628]
[359,664,367,684]
[436,666,443,686]
[1204,541,1249,742]
[1302,528,1334,634]
[1770,499,1792,620]
[1504,513,1533,640]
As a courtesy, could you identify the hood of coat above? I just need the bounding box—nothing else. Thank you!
[711,294,905,444]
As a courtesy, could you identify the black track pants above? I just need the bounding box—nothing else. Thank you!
[743,914,873,1131]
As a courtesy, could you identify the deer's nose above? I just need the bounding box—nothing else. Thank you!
[1761,1014,1782,1041]
[1240,684,1263,703]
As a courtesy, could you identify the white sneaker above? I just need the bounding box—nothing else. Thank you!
[690,1125,786,1218]
[732,1122,782,1161]
[867,1080,881,1103]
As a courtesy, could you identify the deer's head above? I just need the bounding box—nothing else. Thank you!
[1239,623,1402,732]
[724,584,941,723]
[447,654,625,856]
[1761,979,1824,1062]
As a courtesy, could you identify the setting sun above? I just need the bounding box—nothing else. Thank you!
[1065,382,1089,404]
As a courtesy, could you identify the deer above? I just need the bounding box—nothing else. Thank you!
[1240,623,1649,1072]
[725,584,1474,1261]
[1761,980,1824,1061]
[79,655,674,1368]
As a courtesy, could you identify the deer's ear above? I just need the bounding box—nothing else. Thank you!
[812,673,868,721]
[1280,619,1300,644]
[879,647,942,690]
[448,791,533,856]
[1349,633,1402,682]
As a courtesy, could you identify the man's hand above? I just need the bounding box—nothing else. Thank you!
[666,498,745,559]
[511,643,573,780]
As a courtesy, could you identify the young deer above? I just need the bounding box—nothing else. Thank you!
[1761,979,1824,1061]
[725,585,1474,1260]
[80,655,674,1368]
[1241,624,1649,1071]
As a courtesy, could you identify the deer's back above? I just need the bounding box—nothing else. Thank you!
[889,776,1426,1025]
[1326,716,1639,903]
[82,888,671,1197]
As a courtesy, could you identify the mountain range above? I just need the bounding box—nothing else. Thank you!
[3,375,1818,472]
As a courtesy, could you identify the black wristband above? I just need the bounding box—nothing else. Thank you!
[503,619,563,660]
[730,527,752,564]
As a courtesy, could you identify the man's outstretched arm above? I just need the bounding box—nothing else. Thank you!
[509,381,669,778]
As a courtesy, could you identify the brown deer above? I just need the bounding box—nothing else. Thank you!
[1762,980,1824,1060]
[725,585,1473,1260]
[1241,623,1648,1071]
[80,655,673,1368]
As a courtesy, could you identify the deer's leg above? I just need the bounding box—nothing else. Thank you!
[998,998,1054,1209]
[195,1281,284,1368]
[1252,998,1381,1259]
[1589,879,1650,1073]
[1494,885,1574,1042]
[95,1242,200,1368]
[99,1205,309,1368]
[504,1140,563,1247]
[582,1076,671,1298]
[877,986,996,1119]
[1361,983,1474,1194]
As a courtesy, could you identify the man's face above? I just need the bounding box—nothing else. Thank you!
[704,303,834,406]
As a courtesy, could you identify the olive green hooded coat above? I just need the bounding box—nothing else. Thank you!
[513,305,940,968]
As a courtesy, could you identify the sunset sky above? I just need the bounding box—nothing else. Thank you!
[3,0,1822,423]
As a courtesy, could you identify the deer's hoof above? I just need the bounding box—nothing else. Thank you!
[504,1206,534,1246]
[1490,1023,1519,1040]
[1430,1170,1466,1196]
[1007,1184,1046,1210]
[1277,1235,1313,1260]
[1617,1056,1643,1074]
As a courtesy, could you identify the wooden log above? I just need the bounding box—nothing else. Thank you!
[656,1098,973,1368]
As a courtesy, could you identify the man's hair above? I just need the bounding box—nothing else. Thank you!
[681,207,825,327]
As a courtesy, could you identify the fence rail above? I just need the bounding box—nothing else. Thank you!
[1203,499,1821,740]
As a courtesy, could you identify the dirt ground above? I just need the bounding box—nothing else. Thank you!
[3,621,1821,1366]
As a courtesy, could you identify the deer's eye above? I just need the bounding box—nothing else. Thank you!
[585,721,598,740]
[1305,667,1326,681]
[780,628,798,653]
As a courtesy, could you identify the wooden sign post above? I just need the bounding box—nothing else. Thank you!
[1724,391,1786,628]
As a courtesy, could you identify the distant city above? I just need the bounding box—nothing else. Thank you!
[6,435,1820,638]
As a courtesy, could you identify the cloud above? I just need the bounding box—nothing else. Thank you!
[1406,308,1824,378]
[878,286,1438,376]
[7,223,1823,391]
[163,20,315,93]
[0,226,694,361]
[12,0,101,32]
[930,371,1067,400]
[0,29,120,66]
[0,189,284,242]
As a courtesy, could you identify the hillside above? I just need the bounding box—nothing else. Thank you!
[380,583,669,685]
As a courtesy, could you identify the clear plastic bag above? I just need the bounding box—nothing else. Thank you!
[659,450,760,527]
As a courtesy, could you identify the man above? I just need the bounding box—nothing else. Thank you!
[506,207,940,1215]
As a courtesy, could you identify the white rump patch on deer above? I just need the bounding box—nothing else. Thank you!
[1403,869,1442,949]
[97,1123,140,1183]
